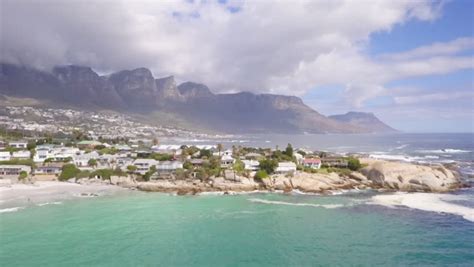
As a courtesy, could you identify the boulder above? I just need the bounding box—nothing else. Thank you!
[360,161,459,192]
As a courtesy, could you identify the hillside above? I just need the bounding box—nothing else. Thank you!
[0,63,396,134]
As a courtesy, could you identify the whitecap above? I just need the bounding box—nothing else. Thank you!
[394,144,409,150]
[370,193,474,222]
[0,207,25,213]
[248,198,343,209]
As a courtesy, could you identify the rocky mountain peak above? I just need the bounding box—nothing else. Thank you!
[53,65,99,83]
[177,82,214,99]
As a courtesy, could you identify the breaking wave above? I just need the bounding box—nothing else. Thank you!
[0,207,25,214]
[370,193,474,222]
[417,149,471,154]
[248,198,343,209]
[37,201,62,207]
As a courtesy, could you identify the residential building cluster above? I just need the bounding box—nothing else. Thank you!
[0,137,351,183]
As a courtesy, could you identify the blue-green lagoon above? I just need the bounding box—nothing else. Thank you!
[1,191,473,266]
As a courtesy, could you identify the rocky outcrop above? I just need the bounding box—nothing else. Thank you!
[360,159,460,192]
[133,160,461,195]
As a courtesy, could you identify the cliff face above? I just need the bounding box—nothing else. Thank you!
[0,63,396,134]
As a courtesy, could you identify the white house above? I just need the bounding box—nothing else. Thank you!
[275,162,297,174]
[34,165,62,176]
[9,141,28,149]
[12,150,31,159]
[242,160,260,171]
[73,151,100,167]
[133,159,158,175]
[156,161,183,172]
[34,146,53,163]
[220,154,235,168]
[0,165,31,178]
[0,151,11,161]
[116,157,134,171]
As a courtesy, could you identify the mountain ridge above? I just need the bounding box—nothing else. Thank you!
[0,63,397,134]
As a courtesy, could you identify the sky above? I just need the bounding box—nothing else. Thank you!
[1,0,473,132]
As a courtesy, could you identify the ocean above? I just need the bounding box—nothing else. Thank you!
[1,133,473,266]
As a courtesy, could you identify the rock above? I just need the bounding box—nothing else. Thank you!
[360,161,460,192]
[110,175,136,188]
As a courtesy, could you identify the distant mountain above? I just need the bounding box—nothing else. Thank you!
[0,63,396,134]
[329,112,397,133]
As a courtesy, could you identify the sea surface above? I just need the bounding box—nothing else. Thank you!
[1,133,473,266]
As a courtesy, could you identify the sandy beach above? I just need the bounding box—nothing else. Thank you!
[0,181,129,213]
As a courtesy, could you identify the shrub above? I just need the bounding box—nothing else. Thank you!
[76,170,91,179]
[126,165,137,173]
[90,169,115,180]
[347,157,362,171]
[59,164,80,181]
[254,170,269,180]
[259,159,278,174]
[18,171,28,180]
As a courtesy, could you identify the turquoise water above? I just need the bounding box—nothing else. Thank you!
[1,192,473,266]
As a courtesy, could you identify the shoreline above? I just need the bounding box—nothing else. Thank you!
[0,159,465,209]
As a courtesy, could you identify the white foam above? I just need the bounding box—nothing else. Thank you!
[417,149,471,154]
[370,193,474,222]
[0,207,25,213]
[37,201,62,207]
[394,144,409,150]
[248,198,343,209]
[369,154,420,162]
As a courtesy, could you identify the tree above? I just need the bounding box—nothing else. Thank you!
[127,165,137,174]
[259,159,278,174]
[143,165,157,181]
[18,171,28,180]
[95,145,106,150]
[347,157,362,171]
[233,159,245,174]
[27,142,36,151]
[284,143,294,158]
[183,161,193,170]
[254,170,268,180]
[199,149,212,159]
[88,158,98,168]
[59,164,80,181]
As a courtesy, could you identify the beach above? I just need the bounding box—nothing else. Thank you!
[0,181,128,213]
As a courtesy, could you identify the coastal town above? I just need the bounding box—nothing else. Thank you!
[0,130,461,195]
[0,105,220,140]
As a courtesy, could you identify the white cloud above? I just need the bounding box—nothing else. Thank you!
[0,0,471,110]
[380,37,474,60]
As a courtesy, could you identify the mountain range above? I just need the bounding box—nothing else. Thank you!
[0,63,397,134]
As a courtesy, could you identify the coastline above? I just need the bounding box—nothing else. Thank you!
[0,159,465,211]
[0,181,128,213]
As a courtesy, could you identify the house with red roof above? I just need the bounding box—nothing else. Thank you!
[303,158,321,169]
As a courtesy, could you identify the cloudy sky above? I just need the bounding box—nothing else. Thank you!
[1,0,473,132]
